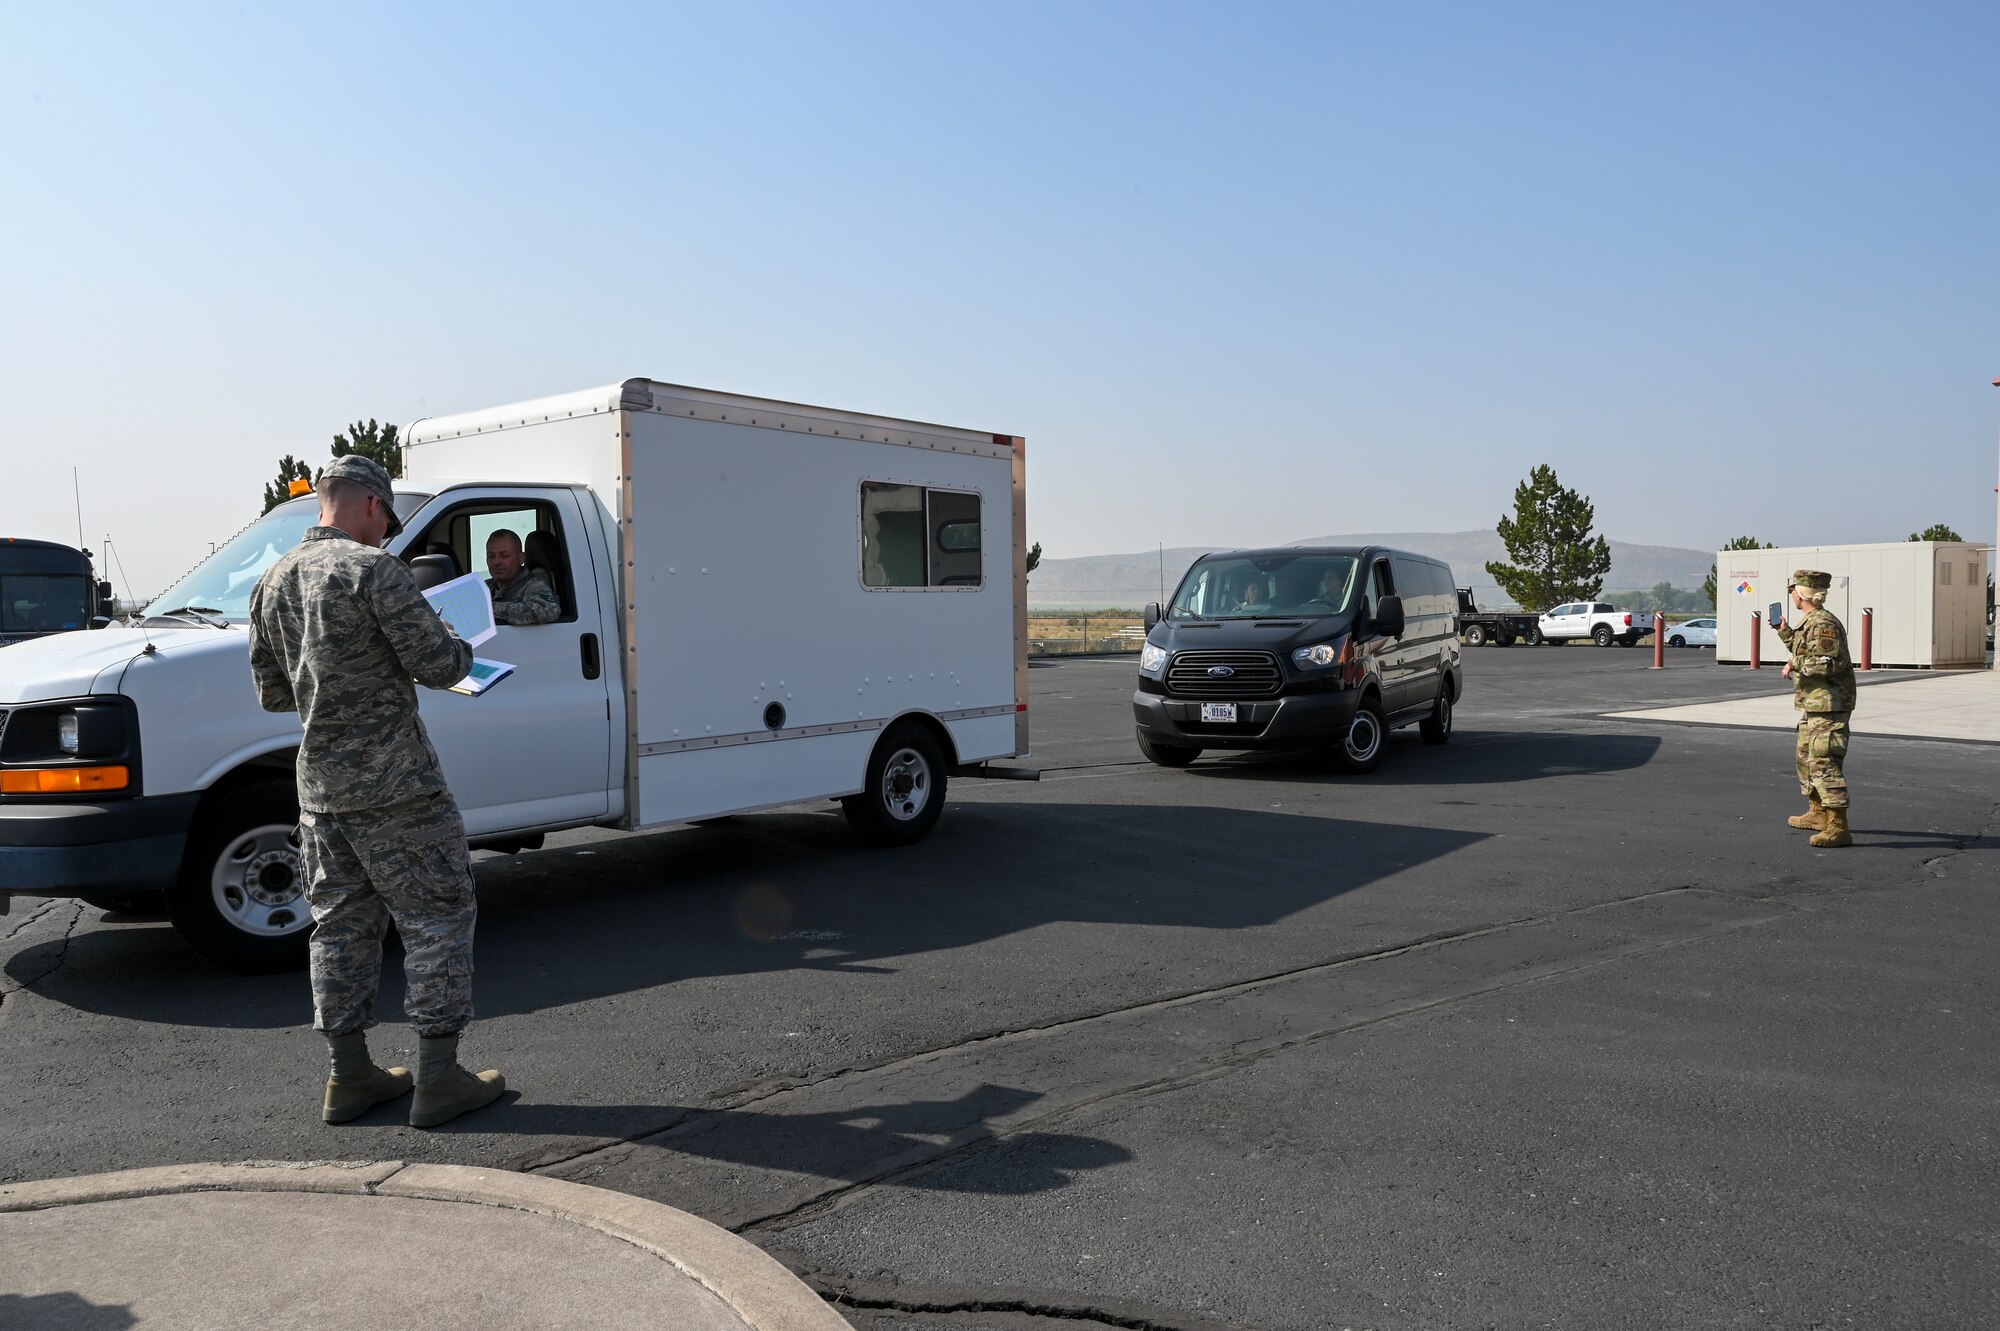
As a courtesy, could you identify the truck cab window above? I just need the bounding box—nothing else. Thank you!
[408,500,575,622]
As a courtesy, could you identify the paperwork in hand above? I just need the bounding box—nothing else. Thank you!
[448,659,515,697]
[422,572,499,649]
[422,573,512,696]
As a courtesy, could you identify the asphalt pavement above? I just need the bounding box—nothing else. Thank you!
[3,645,1996,1330]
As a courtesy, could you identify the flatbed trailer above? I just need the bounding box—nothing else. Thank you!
[1455,588,1540,646]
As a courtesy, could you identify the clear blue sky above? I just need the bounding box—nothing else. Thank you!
[4,1,1996,594]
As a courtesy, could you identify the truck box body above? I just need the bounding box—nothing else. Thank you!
[1713,542,1988,668]
[402,379,1028,827]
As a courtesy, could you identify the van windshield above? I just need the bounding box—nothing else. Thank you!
[146,491,431,623]
[1169,555,1358,620]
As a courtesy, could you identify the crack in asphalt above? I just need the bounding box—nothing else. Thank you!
[0,898,60,945]
[0,901,84,1012]
[816,1285,1246,1331]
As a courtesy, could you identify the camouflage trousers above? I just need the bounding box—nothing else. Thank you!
[1795,711,1851,810]
[298,791,476,1038]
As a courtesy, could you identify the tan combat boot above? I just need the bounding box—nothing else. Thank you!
[1809,807,1852,848]
[410,1066,506,1128]
[409,1034,505,1128]
[1787,795,1826,831]
[324,1064,414,1124]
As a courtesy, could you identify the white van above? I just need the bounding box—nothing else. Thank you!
[0,379,1031,969]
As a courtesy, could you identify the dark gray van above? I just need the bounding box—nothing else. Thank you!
[1131,546,1462,772]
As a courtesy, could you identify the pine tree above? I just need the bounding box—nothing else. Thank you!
[333,419,402,477]
[1484,465,1612,611]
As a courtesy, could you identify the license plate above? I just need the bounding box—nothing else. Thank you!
[1200,703,1238,723]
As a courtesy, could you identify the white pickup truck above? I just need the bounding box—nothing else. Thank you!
[0,378,1032,970]
[1536,600,1656,647]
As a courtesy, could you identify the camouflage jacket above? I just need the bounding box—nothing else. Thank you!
[249,527,475,813]
[1776,606,1856,713]
[488,567,560,626]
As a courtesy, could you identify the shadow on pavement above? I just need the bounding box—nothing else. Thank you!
[6,802,1485,1030]
[1179,730,1662,786]
[417,1084,1129,1198]
[0,1293,137,1330]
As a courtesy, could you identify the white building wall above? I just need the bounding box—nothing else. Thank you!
[1714,543,1987,668]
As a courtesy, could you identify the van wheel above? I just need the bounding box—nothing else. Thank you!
[1419,686,1453,746]
[167,781,311,973]
[1329,695,1387,774]
[843,723,948,846]
[1592,625,1614,647]
[1136,730,1200,767]
[1463,624,1487,647]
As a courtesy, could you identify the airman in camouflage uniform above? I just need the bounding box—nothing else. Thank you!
[1775,568,1856,848]
[484,529,560,626]
[249,455,508,1127]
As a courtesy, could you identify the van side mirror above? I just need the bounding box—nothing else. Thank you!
[1374,594,1405,638]
[1144,602,1161,630]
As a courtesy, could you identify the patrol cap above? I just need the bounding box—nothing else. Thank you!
[1790,568,1831,591]
[320,455,403,539]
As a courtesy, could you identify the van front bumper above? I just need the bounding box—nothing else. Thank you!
[0,794,198,901]
[1132,689,1360,752]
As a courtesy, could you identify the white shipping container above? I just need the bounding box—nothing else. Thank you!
[1713,542,1988,668]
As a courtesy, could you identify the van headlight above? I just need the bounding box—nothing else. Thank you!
[1292,641,1340,668]
[58,713,80,754]
[1139,643,1169,673]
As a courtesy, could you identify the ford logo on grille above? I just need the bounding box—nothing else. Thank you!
[1207,665,1236,677]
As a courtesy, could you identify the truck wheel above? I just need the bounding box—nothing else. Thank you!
[168,781,311,973]
[1329,695,1387,774]
[1592,625,1614,647]
[1525,627,1543,646]
[1136,730,1200,767]
[1463,623,1488,647]
[1418,685,1453,746]
[843,723,948,846]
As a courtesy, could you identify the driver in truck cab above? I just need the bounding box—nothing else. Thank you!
[483,529,560,626]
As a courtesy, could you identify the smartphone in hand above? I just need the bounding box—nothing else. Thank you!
[1766,601,1783,628]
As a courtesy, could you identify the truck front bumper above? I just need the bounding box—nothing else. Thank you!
[0,794,199,900]
[1132,688,1360,752]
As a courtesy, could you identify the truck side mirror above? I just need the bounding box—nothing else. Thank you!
[1144,602,1161,631]
[1374,594,1405,638]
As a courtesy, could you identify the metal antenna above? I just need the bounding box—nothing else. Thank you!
[73,467,85,548]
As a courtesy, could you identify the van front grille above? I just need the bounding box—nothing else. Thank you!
[1165,650,1283,698]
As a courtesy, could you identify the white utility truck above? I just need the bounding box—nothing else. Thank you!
[0,379,1031,970]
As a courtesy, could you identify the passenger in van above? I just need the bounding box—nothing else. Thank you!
[1238,578,1271,610]
[484,530,560,626]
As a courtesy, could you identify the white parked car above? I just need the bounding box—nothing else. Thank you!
[1663,617,1717,648]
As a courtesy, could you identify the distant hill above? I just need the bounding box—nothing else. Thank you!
[1028,531,1714,611]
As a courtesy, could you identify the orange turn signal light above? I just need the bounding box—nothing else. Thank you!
[1,766,130,795]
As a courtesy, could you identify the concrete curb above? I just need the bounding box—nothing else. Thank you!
[0,1161,852,1331]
